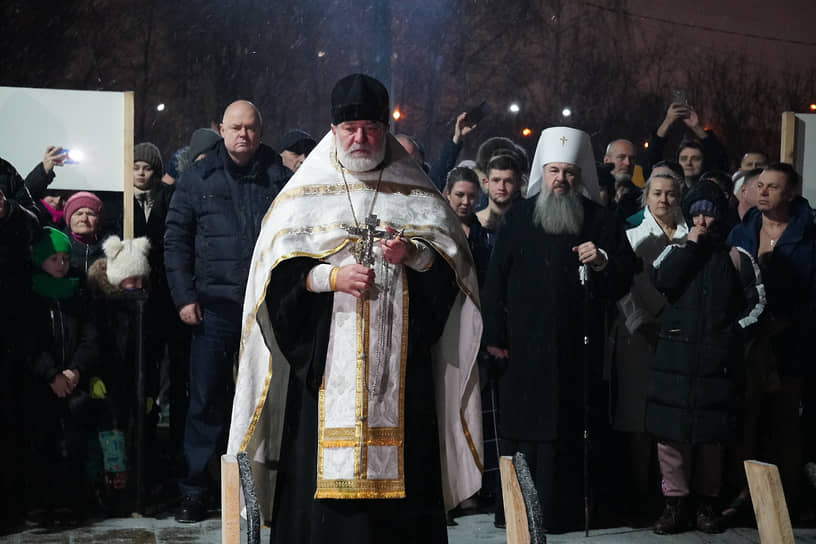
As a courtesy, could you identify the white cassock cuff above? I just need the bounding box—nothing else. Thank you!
[307,263,335,292]
[405,240,435,272]
[591,248,609,272]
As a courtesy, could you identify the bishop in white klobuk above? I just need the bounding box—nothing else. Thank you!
[483,126,636,530]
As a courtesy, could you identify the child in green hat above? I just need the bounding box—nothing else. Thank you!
[23,226,100,526]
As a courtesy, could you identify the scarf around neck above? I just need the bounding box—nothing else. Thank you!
[32,272,79,299]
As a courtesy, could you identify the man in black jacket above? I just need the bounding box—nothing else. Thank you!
[165,100,290,522]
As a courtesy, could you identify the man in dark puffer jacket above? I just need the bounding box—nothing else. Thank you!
[164,100,290,523]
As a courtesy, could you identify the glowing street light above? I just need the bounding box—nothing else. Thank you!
[392,109,401,121]
[156,103,165,112]
[521,127,532,137]
[644,141,649,149]
[509,103,520,114]
[561,107,572,118]
[810,103,816,111]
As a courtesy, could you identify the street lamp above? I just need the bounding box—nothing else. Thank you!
[509,103,520,114]
[561,107,572,118]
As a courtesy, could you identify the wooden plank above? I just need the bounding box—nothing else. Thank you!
[780,111,796,166]
[500,455,530,544]
[744,459,795,544]
[122,91,134,240]
[221,454,241,544]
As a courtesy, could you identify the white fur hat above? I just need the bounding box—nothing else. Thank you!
[526,126,600,203]
[103,235,151,287]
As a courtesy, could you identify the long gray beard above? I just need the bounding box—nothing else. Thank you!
[533,186,584,235]
[337,139,387,172]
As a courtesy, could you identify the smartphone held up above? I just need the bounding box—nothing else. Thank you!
[56,147,83,165]
[462,101,490,126]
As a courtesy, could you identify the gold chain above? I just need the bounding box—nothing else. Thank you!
[340,166,384,228]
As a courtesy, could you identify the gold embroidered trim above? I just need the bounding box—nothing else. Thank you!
[321,440,358,448]
[322,427,404,442]
[316,388,326,480]
[237,352,272,453]
[270,181,441,211]
[322,427,355,440]
[315,259,409,498]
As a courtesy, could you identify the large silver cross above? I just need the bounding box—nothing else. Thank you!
[346,214,397,266]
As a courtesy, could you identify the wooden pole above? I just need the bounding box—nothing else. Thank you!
[500,455,530,544]
[221,454,241,544]
[780,111,796,166]
[744,460,795,544]
[123,91,134,240]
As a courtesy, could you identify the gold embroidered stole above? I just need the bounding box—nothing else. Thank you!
[315,246,409,499]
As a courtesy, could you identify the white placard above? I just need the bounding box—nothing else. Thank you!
[0,86,128,192]
[794,113,816,205]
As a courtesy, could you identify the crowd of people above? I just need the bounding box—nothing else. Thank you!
[1,72,814,542]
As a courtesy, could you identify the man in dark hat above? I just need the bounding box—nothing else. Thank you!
[279,129,316,173]
[227,74,483,543]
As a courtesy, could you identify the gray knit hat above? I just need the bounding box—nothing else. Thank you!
[134,142,163,176]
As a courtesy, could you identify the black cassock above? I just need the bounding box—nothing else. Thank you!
[265,255,458,544]
[482,196,635,526]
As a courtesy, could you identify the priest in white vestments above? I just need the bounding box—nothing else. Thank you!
[227,73,483,543]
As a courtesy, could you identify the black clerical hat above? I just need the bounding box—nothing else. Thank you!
[280,129,317,155]
[331,74,389,126]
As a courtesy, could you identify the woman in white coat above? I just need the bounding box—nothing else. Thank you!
[611,166,687,519]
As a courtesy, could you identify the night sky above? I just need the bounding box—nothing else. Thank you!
[1,0,814,168]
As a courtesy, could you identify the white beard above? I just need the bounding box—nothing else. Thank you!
[533,184,584,235]
[336,138,386,173]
